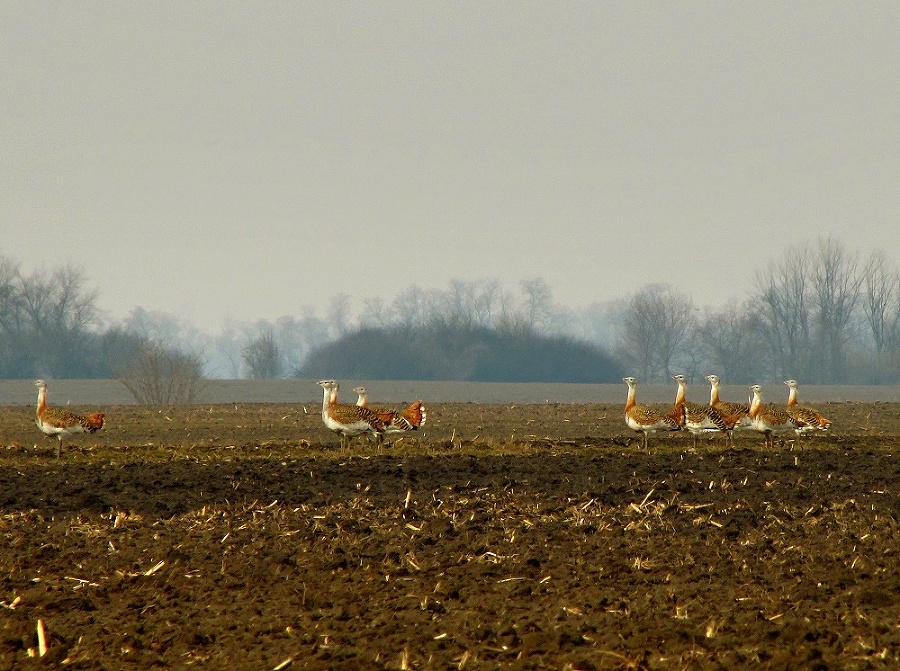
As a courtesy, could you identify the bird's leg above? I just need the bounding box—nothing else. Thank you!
[56,437,62,459]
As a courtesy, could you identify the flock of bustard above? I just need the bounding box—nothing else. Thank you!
[624,374,831,449]
[29,378,429,457]
[28,375,830,458]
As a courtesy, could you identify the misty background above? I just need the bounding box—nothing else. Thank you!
[3,4,900,388]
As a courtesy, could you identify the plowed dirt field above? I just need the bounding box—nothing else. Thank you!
[1,396,899,669]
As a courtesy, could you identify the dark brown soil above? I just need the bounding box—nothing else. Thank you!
[1,399,899,669]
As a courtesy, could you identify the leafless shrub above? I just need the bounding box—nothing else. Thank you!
[116,342,207,405]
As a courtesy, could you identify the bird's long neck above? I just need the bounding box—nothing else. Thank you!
[674,381,686,407]
[749,390,762,418]
[786,386,797,407]
[321,386,335,416]
[625,384,636,412]
[709,383,720,406]
[36,386,47,416]
[356,392,367,407]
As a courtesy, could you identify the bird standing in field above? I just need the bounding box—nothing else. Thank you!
[623,377,681,449]
[704,374,752,446]
[748,384,797,448]
[317,380,386,450]
[34,379,105,458]
[671,374,728,448]
[354,385,427,444]
[783,379,831,435]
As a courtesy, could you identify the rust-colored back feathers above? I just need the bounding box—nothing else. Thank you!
[704,374,752,444]
[783,380,831,433]
[354,386,426,439]
[318,380,386,449]
[671,375,727,447]
[749,385,799,448]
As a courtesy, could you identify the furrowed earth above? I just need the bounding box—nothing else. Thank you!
[1,391,900,670]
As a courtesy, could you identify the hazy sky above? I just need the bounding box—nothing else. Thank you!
[3,3,900,332]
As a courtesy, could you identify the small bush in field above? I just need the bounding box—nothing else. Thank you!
[116,343,207,405]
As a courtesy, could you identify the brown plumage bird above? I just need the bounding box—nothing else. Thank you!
[748,384,797,448]
[671,374,727,448]
[783,379,831,434]
[623,377,681,448]
[354,386,427,442]
[34,379,105,458]
[704,374,752,445]
[317,380,386,450]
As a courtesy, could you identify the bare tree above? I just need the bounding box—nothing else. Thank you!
[212,319,244,379]
[0,256,25,377]
[360,296,391,328]
[440,279,476,328]
[327,294,353,337]
[618,284,695,381]
[519,277,555,333]
[471,279,502,328]
[433,279,503,330]
[274,314,329,374]
[391,286,429,330]
[860,250,900,382]
[753,249,812,381]
[242,327,283,378]
[809,237,863,382]
[0,256,22,333]
[18,265,100,334]
[15,265,102,377]
[695,301,768,382]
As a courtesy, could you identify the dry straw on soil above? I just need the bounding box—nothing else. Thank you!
[0,397,899,669]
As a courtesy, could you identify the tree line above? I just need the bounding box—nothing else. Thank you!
[0,257,204,402]
[4,236,900,387]
[619,237,900,384]
[0,257,137,378]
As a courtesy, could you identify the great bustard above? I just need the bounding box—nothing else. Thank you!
[34,379,105,459]
[317,380,385,450]
[353,385,427,444]
[671,374,727,448]
[704,374,752,446]
[783,379,831,434]
[623,377,681,448]
[748,384,797,448]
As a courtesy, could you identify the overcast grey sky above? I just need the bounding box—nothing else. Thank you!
[3,3,899,332]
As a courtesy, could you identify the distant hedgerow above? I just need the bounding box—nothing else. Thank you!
[296,324,623,383]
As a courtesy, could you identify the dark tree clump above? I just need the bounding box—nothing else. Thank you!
[296,324,623,383]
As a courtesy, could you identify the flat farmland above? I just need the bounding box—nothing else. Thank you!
[1,380,900,669]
